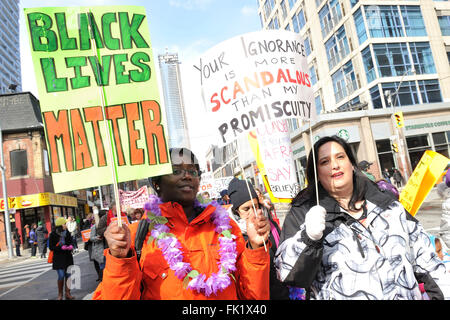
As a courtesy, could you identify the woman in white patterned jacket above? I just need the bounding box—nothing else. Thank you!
[275,135,450,300]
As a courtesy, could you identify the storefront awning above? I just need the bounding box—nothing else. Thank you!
[0,192,78,212]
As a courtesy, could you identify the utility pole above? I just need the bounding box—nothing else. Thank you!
[0,126,14,259]
[385,67,415,182]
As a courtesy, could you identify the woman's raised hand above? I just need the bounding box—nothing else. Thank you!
[104,220,131,258]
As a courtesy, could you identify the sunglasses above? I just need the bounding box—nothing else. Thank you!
[171,168,199,177]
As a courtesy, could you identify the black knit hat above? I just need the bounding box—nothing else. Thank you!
[228,177,258,210]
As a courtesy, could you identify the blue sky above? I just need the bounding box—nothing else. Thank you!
[19,0,262,163]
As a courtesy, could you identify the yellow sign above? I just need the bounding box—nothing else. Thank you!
[0,193,78,212]
[394,111,404,128]
[399,150,449,216]
[247,131,292,204]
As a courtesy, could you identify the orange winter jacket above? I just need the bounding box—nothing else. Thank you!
[92,202,270,300]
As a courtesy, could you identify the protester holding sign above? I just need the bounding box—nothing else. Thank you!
[49,217,75,300]
[93,148,270,300]
[228,178,289,300]
[275,135,450,299]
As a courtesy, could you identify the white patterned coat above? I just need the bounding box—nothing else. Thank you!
[275,181,450,300]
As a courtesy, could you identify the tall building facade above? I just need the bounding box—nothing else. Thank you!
[257,0,450,183]
[0,0,21,94]
[158,52,191,149]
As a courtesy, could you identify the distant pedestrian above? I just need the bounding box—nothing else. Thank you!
[90,209,106,282]
[392,168,404,188]
[358,160,376,182]
[66,216,79,252]
[133,208,144,222]
[12,228,21,257]
[382,168,392,184]
[23,224,30,249]
[36,221,48,259]
[228,178,290,300]
[29,224,38,258]
[49,217,75,300]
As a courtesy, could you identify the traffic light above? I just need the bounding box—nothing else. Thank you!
[394,111,404,128]
[92,189,97,197]
[392,142,399,153]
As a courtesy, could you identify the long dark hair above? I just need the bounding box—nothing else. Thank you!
[293,135,368,210]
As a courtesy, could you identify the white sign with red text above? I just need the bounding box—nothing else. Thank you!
[199,173,234,199]
[118,186,149,209]
[195,30,314,146]
[252,120,299,199]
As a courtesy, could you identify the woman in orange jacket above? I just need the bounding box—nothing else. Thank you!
[93,148,271,300]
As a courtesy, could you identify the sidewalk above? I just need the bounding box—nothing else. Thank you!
[0,239,84,265]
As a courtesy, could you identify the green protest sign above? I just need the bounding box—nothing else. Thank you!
[24,6,172,193]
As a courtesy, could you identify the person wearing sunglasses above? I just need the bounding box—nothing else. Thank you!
[92,147,270,300]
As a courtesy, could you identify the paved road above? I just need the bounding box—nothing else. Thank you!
[0,250,99,300]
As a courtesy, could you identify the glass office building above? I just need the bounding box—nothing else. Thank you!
[158,52,191,149]
[257,0,450,181]
[0,0,21,94]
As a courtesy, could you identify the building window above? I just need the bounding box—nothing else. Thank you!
[10,149,27,176]
[406,134,430,170]
[264,0,272,20]
[366,5,404,38]
[376,139,396,174]
[292,8,306,33]
[382,81,420,107]
[43,149,50,176]
[354,8,367,44]
[310,65,318,85]
[325,36,339,70]
[432,131,450,159]
[332,60,357,103]
[373,43,410,77]
[350,0,359,7]
[304,36,311,56]
[319,3,332,37]
[418,79,442,103]
[273,15,279,29]
[438,16,450,36]
[400,6,426,37]
[315,93,323,115]
[409,42,436,74]
[362,46,376,83]
[370,84,383,109]
[319,0,343,37]
[288,0,295,10]
[325,26,350,70]
[280,0,287,19]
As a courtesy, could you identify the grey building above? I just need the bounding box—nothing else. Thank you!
[0,0,21,94]
[158,52,190,149]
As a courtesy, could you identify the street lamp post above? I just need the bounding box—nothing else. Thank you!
[0,125,14,259]
[385,67,416,183]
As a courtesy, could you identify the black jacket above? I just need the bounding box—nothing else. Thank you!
[49,230,74,270]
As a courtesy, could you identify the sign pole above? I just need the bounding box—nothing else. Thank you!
[89,13,122,227]
[0,126,14,259]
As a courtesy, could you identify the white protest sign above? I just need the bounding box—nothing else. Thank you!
[195,30,314,146]
[199,173,234,199]
[253,120,299,199]
[118,186,149,209]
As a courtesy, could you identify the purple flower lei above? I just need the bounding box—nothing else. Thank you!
[143,195,237,297]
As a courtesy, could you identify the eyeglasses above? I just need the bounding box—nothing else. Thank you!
[172,168,199,177]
